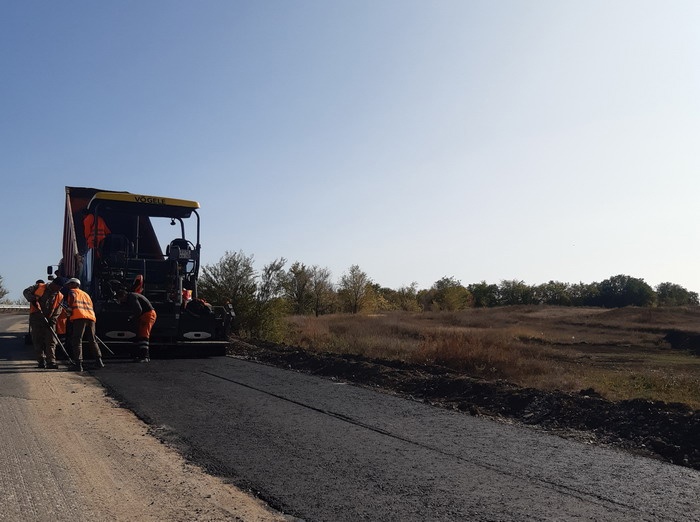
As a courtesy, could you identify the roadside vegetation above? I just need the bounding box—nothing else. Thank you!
[198,251,699,333]
[279,307,700,408]
[5,251,700,407]
[184,254,697,409]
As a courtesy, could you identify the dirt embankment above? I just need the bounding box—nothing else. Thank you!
[228,339,700,472]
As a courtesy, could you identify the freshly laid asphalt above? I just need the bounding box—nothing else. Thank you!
[87,348,699,521]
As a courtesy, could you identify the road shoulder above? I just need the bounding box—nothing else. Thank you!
[0,318,285,522]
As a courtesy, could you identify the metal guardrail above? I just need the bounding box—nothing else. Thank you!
[0,304,30,312]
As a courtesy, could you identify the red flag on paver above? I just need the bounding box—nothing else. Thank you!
[62,191,79,278]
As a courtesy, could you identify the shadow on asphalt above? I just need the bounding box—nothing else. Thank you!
[0,330,115,374]
[0,332,48,374]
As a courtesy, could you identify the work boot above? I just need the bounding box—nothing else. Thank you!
[46,362,59,369]
[135,346,150,363]
[37,359,46,369]
[95,357,105,369]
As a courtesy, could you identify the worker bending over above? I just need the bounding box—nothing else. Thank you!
[116,289,157,363]
[23,277,66,369]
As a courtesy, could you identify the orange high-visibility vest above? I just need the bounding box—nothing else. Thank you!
[56,308,68,335]
[66,288,97,322]
[83,214,111,249]
[29,284,63,316]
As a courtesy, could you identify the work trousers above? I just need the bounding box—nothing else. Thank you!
[135,310,157,358]
[70,319,102,362]
[29,313,57,365]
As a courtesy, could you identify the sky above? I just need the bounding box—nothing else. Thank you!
[2,1,700,301]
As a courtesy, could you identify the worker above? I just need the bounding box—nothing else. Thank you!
[181,288,192,306]
[62,278,103,372]
[116,289,157,363]
[81,209,111,290]
[23,277,67,369]
[82,209,111,250]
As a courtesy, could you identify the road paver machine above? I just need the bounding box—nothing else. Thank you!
[52,186,232,356]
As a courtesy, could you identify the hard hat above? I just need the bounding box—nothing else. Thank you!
[67,278,81,287]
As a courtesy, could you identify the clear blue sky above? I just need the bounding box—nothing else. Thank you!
[3,1,700,301]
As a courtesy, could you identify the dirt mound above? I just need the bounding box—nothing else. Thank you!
[228,339,700,471]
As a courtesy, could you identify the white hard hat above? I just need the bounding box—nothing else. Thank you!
[67,278,81,286]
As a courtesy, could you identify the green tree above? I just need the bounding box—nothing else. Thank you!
[421,277,472,311]
[0,274,8,301]
[382,283,421,312]
[372,286,399,311]
[198,250,257,333]
[249,258,288,340]
[498,279,535,305]
[598,274,655,308]
[361,283,384,313]
[309,266,335,316]
[284,262,314,314]
[199,250,256,304]
[339,265,372,314]
[655,282,699,306]
[568,281,601,306]
[467,281,499,308]
[534,281,572,306]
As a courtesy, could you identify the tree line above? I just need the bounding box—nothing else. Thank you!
[2,254,695,335]
[194,251,699,339]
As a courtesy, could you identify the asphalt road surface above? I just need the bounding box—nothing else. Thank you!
[3,313,699,521]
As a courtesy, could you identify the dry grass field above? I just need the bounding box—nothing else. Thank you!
[281,305,700,409]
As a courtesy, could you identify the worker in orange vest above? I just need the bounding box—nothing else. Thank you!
[82,209,111,250]
[62,278,104,372]
[81,209,111,291]
[23,277,66,369]
[116,289,157,363]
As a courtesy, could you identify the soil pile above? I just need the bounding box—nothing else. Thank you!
[228,339,700,471]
